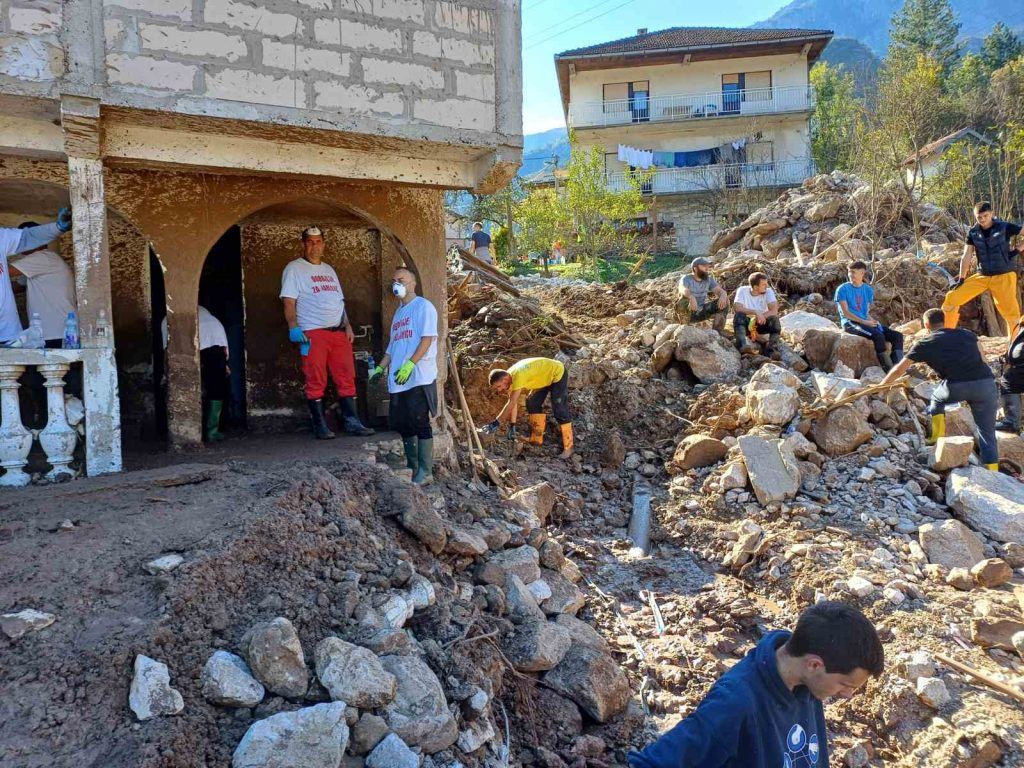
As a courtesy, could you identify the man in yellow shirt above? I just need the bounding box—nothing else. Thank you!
[480,357,573,458]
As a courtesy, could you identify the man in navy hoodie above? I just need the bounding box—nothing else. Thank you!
[628,602,883,768]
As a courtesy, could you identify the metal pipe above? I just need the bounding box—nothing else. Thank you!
[628,476,652,556]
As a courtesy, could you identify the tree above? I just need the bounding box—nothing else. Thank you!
[981,22,1024,72]
[888,0,961,76]
[990,56,1024,123]
[946,52,992,125]
[810,62,860,172]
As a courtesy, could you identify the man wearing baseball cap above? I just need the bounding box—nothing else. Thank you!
[676,256,729,334]
[280,225,374,439]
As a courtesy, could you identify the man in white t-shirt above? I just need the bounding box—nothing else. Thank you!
[10,221,77,346]
[370,267,439,484]
[279,225,374,440]
[0,209,72,344]
[733,271,781,357]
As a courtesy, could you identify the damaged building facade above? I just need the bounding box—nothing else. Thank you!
[0,0,522,478]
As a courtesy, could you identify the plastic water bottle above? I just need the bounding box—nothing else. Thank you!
[366,353,375,372]
[26,313,45,349]
[62,311,80,350]
[95,309,109,345]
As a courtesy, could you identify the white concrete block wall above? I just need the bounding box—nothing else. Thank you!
[0,0,65,82]
[93,0,499,133]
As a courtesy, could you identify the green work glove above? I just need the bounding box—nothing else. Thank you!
[369,365,384,382]
[394,360,416,385]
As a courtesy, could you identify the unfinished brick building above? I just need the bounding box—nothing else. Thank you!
[0,0,522,477]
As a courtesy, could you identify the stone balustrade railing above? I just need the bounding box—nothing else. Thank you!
[0,348,121,486]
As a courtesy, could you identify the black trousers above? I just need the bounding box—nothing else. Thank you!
[928,378,999,464]
[734,312,781,340]
[525,372,571,424]
[389,382,437,439]
[841,321,904,355]
[200,346,229,400]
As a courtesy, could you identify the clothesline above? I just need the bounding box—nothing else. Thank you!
[618,138,749,170]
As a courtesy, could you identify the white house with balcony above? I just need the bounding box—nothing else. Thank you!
[554,25,832,254]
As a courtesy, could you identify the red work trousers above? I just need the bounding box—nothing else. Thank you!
[302,328,356,400]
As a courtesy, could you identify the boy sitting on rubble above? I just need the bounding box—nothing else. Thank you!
[628,601,884,768]
[676,256,730,334]
[835,260,904,372]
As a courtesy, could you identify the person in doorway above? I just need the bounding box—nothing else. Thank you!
[280,225,374,440]
[369,267,438,485]
[995,314,1024,433]
[676,256,729,333]
[0,209,72,345]
[834,260,903,371]
[880,308,1000,470]
[733,272,781,356]
[628,601,884,768]
[10,221,77,347]
[469,221,492,265]
[943,201,1021,340]
[481,357,573,458]
[198,305,230,442]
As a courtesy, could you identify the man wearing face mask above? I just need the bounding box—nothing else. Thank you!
[280,225,375,439]
[370,267,439,485]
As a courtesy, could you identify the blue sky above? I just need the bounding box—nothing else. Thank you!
[521,0,789,134]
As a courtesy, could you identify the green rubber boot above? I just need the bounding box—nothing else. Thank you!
[412,438,433,485]
[402,436,418,472]
[205,400,225,442]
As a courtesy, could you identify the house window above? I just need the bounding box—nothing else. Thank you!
[744,71,772,101]
[722,71,773,112]
[603,81,650,121]
[603,82,629,113]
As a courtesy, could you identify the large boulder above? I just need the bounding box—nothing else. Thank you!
[478,545,541,586]
[801,329,876,376]
[930,436,974,471]
[944,404,977,439]
[946,466,1024,543]
[399,496,447,554]
[543,645,630,723]
[745,364,801,425]
[504,574,546,624]
[201,651,265,708]
[918,520,986,569]
[539,568,586,616]
[379,654,458,753]
[811,405,873,456]
[835,238,871,262]
[804,196,843,222]
[314,638,397,708]
[232,702,348,768]
[241,618,308,699]
[671,325,741,383]
[673,434,728,470]
[129,655,184,721]
[709,225,746,254]
[503,620,572,672]
[781,311,839,345]
[509,482,556,526]
[737,435,800,504]
[997,431,1024,464]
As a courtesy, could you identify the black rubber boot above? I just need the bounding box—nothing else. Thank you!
[995,393,1022,432]
[877,351,894,372]
[402,436,418,471]
[307,399,335,440]
[734,324,750,353]
[339,397,375,436]
[412,438,433,485]
[766,333,782,360]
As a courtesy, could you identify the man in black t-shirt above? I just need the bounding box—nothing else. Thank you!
[880,308,1000,470]
[469,221,492,264]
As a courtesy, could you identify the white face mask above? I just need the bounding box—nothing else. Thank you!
[392,282,407,298]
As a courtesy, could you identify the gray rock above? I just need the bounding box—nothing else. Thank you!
[539,539,565,569]
[232,702,349,768]
[0,608,56,639]
[457,717,496,753]
[504,574,546,624]
[241,617,308,699]
[379,654,458,753]
[916,677,951,709]
[509,482,556,526]
[946,466,1024,543]
[540,568,586,616]
[543,645,630,723]
[366,733,419,768]
[407,574,436,610]
[478,545,541,586]
[554,614,610,653]
[445,526,489,556]
[737,435,800,505]
[918,519,985,570]
[810,405,872,456]
[400,496,447,554]
[201,650,265,708]
[503,620,572,672]
[143,554,184,574]
[129,655,184,720]
[315,637,397,708]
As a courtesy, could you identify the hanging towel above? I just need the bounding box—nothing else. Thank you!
[635,148,654,169]
[653,151,674,168]
[673,148,718,167]
[618,144,628,162]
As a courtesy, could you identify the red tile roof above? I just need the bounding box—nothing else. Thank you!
[557,26,833,58]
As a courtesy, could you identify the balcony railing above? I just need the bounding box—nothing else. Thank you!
[570,85,814,128]
[606,159,814,194]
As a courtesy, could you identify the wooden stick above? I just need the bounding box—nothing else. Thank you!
[456,247,521,296]
[802,378,909,418]
[935,652,1024,704]
[445,337,506,489]
[814,222,863,262]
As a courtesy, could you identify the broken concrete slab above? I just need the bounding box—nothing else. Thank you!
[737,435,800,505]
[930,436,975,471]
[946,466,1024,543]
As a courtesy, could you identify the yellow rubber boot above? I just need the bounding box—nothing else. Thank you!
[985,463,999,471]
[527,414,546,446]
[927,414,945,445]
[558,422,574,459]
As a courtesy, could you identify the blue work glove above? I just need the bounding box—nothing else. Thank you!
[394,360,416,385]
[56,207,72,233]
[288,327,309,344]
[478,420,500,435]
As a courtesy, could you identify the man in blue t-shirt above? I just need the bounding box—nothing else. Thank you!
[834,260,903,371]
[469,221,492,264]
[629,602,883,768]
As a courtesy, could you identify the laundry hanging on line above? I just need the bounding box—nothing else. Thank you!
[617,144,654,169]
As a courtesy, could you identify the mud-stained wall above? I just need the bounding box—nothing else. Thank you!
[0,0,65,85]
[241,223,383,427]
